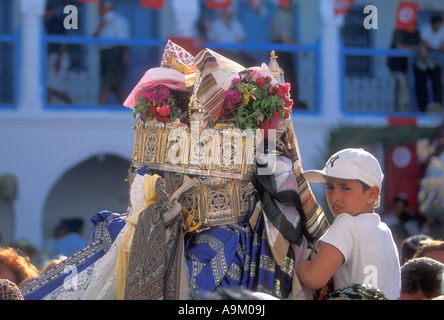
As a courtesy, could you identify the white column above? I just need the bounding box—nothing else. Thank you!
[15,0,46,249]
[319,0,343,123]
[18,0,46,113]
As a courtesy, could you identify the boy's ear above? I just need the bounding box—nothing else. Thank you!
[367,186,380,205]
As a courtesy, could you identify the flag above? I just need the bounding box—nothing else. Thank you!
[207,0,231,10]
[333,0,355,16]
[140,0,165,10]
[274,0,290,8]
[249,0,263,11]
[386,142,420,214]
[395,1,419,32]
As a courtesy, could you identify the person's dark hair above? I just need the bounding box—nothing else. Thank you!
[358,180,371,192]
[401,235,433,263]
[431,14,443,25]
[414,240,444,259]
[62,218,84,233]
[401,257,444,299]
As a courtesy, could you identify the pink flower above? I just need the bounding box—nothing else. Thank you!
[232,75,241,85]
[157,85,170,100]
[143,85,170,103]
[224,88,241,111]
[158,104,171,117]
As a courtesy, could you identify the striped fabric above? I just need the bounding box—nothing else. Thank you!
[193,48,245,121]
[284,119,330,239]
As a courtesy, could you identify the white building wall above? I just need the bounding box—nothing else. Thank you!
[0,113,134,248]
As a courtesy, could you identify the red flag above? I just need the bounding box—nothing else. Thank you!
[249,0,263,10]
[207,0,231,10]
[140,0,165,10]
[274,0,290,8]
[395,1,419,32]
[333,0,355,16]
[386,142,420,214]
[387,117,418,126]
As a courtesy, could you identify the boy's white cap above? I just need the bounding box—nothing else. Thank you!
[303,148,384,207]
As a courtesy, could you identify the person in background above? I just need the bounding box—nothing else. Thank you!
[269,0,299,106]
[387,27,421,111]
[53,218,87,257]
[400,234,433,265]
[0,279,24,300]
[400,257,444,300]
[94,0,130,105]
[44,2,73,104]
[413,239,444,264]
[415,14,444,112]
[324,283,387,300]
[382,193,426,249]
[206,7,253,67]
[0,246,38,286]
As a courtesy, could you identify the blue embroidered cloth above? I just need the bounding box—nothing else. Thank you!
[185,209,294,299]
[21,211,127,300]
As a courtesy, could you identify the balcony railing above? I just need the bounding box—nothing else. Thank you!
[342,46,444,116]
[42,35,321,115]
[4,31,442,118]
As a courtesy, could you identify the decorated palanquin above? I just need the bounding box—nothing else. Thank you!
[21,41,329,300]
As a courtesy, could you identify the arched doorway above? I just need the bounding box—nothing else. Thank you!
[42,154,130,255]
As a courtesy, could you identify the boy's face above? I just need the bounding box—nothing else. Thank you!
[325,177,379,218]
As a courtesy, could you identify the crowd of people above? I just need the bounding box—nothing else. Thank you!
[0,216,88,300]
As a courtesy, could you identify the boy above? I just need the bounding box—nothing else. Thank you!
[297,148,401,300]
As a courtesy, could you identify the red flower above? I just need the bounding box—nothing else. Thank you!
[284,97,294,109]
[149,105,157,115]
[267,86,275,95]
[281,83,291,94]
[256,76,270,88]
[275,85,286,98]
[284,107,290,118]
[158,104,171,117]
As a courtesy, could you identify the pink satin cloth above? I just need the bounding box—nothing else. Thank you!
[123,67,190,109]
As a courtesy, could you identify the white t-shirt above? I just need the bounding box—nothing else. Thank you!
[98,10,130,49]
[207,18,245,43]
[420,24,444,49]
[317,213,401,300]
